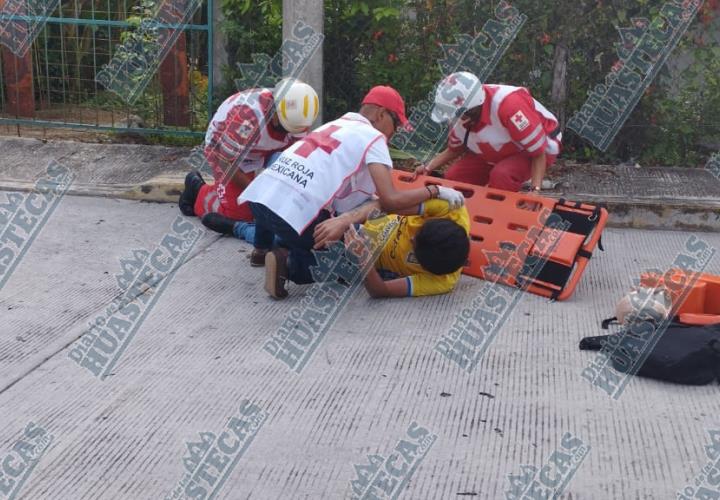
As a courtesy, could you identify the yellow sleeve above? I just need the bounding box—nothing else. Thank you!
[422,199,451,218]
[407,271,461,297]
[422,200,470,233]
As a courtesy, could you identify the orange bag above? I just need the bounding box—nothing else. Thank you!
[640,270,720,326]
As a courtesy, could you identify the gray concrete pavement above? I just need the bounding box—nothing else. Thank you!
[0,193,719,499]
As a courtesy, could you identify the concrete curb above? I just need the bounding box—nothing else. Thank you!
[0,175,185,204]
[1,174,718,231]
[1,137,718,231]
[552,194,720,232]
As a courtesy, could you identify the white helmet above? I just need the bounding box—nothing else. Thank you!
[273,78,319,134]
[431,71,486,124]
[615,286,672,326]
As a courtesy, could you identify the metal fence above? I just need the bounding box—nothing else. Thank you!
[0,0,212,139]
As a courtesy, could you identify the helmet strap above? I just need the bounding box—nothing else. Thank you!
[271,114,287,133]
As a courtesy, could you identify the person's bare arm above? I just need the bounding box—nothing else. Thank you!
[414,147,465,177]
[529,152,547,191]
[313,199,381,249]
[370,164,467,212]
[368,163,434,212]
[364,268,409,298]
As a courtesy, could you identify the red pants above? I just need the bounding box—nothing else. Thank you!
[445,152,557,192]
[194,175,255,222]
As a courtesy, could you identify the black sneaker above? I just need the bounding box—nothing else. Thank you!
[201,212,237,236]
[178,170,206,216]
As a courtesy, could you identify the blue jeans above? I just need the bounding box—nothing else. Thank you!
[265,151,282,167]
[233,222,281,247]
[249,202,331,285]
[230,152,285,243]
[233,221,257,242]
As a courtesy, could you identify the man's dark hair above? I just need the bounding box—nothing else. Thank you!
[414,219,470,275]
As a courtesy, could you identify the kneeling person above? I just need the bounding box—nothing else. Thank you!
[314,199,470,297]
[241,85,465,298]
[178,78,319,244]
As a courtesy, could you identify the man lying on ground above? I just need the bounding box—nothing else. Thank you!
[312,198,470,298]
[238,85,466,299]
[178,78,319,249]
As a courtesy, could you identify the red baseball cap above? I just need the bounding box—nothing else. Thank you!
[362,85,409,126]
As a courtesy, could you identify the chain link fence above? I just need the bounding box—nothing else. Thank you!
[0,0,211,141]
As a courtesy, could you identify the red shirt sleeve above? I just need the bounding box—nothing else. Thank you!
[498,90,548,157]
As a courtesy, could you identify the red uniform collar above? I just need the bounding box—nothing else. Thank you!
[479,85,493,128]
[266,120,287,141]
[459,84,491,133]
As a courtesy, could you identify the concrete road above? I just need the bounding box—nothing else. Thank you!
[0,193,719,499]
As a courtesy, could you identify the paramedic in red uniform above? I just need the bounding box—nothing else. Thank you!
[239,85,466,299]
[416,71,561,193]
[178,78,320,229]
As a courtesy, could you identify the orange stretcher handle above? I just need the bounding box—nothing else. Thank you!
[678,313,720,326]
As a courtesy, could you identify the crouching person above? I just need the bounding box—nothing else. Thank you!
[239,85,466,299]
[178,78,319,251]
[313,198,470,297]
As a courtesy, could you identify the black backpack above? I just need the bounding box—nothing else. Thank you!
[580,322,720,385]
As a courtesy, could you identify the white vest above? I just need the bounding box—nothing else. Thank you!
[205,88,294,173]
[240,113,388,233]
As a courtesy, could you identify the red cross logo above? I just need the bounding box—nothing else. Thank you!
[237,120,254,139]
[511,111,529,131]
[295,125,342,159]
[453,96,465,106]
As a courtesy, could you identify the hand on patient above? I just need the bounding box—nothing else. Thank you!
[313,216,351,249]
[436,186,465,210]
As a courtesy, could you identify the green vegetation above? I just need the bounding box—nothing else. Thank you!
[222,0,720,166]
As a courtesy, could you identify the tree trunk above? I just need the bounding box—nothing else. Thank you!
[551,44,568,129]
[0,0,35,117]
[160,33,190,126]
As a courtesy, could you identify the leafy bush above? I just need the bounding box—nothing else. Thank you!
[222,0,720,166]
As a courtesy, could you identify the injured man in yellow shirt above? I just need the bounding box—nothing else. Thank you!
[313,198,470,297]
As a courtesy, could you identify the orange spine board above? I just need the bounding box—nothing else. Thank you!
[392,171,608,301]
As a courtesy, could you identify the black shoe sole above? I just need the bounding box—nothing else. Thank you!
[178,171,206,216]
[178,195,196,216]
[201,213,236,236]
